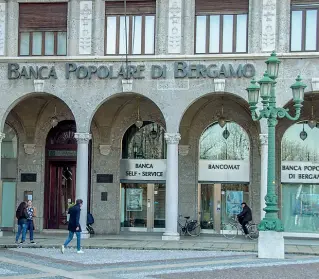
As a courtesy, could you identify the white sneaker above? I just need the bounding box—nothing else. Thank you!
[76,250,84,254]
[61,245,65,254]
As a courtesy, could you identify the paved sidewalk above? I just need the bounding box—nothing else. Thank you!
[1,232,319,255]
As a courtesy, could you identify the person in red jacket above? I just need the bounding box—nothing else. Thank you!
[61,199,84,254]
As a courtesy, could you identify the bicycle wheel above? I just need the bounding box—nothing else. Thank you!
[222,223,238,239]
[247,224,259,240]
[187,221,201,236]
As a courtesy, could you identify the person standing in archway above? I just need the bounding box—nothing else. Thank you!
[26,200,37,244]
[61,199,84,254]
[15,201,28,244]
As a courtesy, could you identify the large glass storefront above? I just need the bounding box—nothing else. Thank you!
[281,121,319,234]
[198,121,250,233]
[120,121,166,232]
[120,183,165,231]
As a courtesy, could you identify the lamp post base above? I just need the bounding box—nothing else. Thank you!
[258,231,284,259]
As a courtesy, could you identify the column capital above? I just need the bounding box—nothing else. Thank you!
[259,134,268,145]
[74,133,92,144]
[165,133,181,144]
[0,132,5,142]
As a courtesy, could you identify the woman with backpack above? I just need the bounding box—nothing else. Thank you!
[15,201,29,244]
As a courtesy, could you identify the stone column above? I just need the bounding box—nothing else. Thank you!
[6,0,18,56]
[74,132,91,239]
[259,134,268,220]
[162,132,181,241]
[0,132,5,237]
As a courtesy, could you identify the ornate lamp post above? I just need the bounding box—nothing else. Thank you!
[246,51,306,259]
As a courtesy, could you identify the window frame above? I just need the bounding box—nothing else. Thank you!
[105,14,156,55]
[18,31,68,56]
[290,5,319,52]
[194,13,248,54]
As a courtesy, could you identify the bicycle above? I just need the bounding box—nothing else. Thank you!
[178,215,201,237]
[222,216,259,240]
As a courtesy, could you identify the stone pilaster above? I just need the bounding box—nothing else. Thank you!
[276,0,290,53]
[248,0,262,53]
[262,0,277,52]
[6,0,18,56]
[167,0,182,54]
[74,132,92,239]
[156,0,169,54]
[259,134,268,219]
[68,0,79,56]
[181,0,195,55]
[92,0,105,55]
[162,132,181,241]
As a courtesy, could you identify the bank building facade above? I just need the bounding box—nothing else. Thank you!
[1,0,319,239]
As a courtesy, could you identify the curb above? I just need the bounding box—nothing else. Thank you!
[1,244,318,256]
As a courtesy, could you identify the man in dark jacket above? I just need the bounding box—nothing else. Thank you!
[237,202,252,236]
[61,199,83,254]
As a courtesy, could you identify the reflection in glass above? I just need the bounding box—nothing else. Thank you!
[32,32,42,55]
[222,15,233,53]
[282,184,319,233]
[236,14,247,52]
[196,16,207,53]
[106,16,117,54]
[57,32,67,55]
[306,10,317,51]
[119,16,130,54]
[291,11,303,51]
[132,16,142,54]
[145,16,155,54]
[122,122,166,159]
[282,122,319,163]
[199,122,250,160]
[209,15,220,53]
[20,33,30,55]
[45,32,55,55]
[2,124,18,158]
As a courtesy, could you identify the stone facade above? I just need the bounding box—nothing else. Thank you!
[0,0,318,234]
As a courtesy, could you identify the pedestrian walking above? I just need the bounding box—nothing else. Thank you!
[26,200,37,244]
[61,199,84,254]
[15,201,28,244]
[237,202,252,237]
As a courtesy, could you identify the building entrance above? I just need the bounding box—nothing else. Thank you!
[46,163,76,229]
[121,183,165,232]
[198,183,249,234]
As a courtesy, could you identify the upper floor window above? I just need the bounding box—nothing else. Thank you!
[195,0,248,54]
[19,3,68,56]
[105,0,156,55]
[291,1,319,52]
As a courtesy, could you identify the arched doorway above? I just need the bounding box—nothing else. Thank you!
[45,120,82,229]
[121,121,166,232]
[198,121,250,234]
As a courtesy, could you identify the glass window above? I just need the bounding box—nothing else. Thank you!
[2,124,18,159]
[119,16,130,54]
[45,32,55,55]
[236,14,247,52]
[32,32,42,55]
[145,16,155,54]
[209,15,220,53]
[291,11,303,51]
[20,32,30,55]
[106,16,117,54]
[196,16,207,53]
[306,10,317,51]
[57,32,67,55]
[132,16,142,54]
[222,15,233,53]
[199,122,250,160]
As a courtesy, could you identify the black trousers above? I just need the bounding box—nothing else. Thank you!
[241,220,249,235]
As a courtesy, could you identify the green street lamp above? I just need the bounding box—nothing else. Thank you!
[246,51,307,232]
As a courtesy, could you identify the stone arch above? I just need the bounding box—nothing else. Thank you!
[1,92,77,133]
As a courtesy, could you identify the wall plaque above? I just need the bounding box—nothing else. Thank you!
[21,173,37,182]
[281,161,319,183]
[101,192,108,201]
[97,174,113,183]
